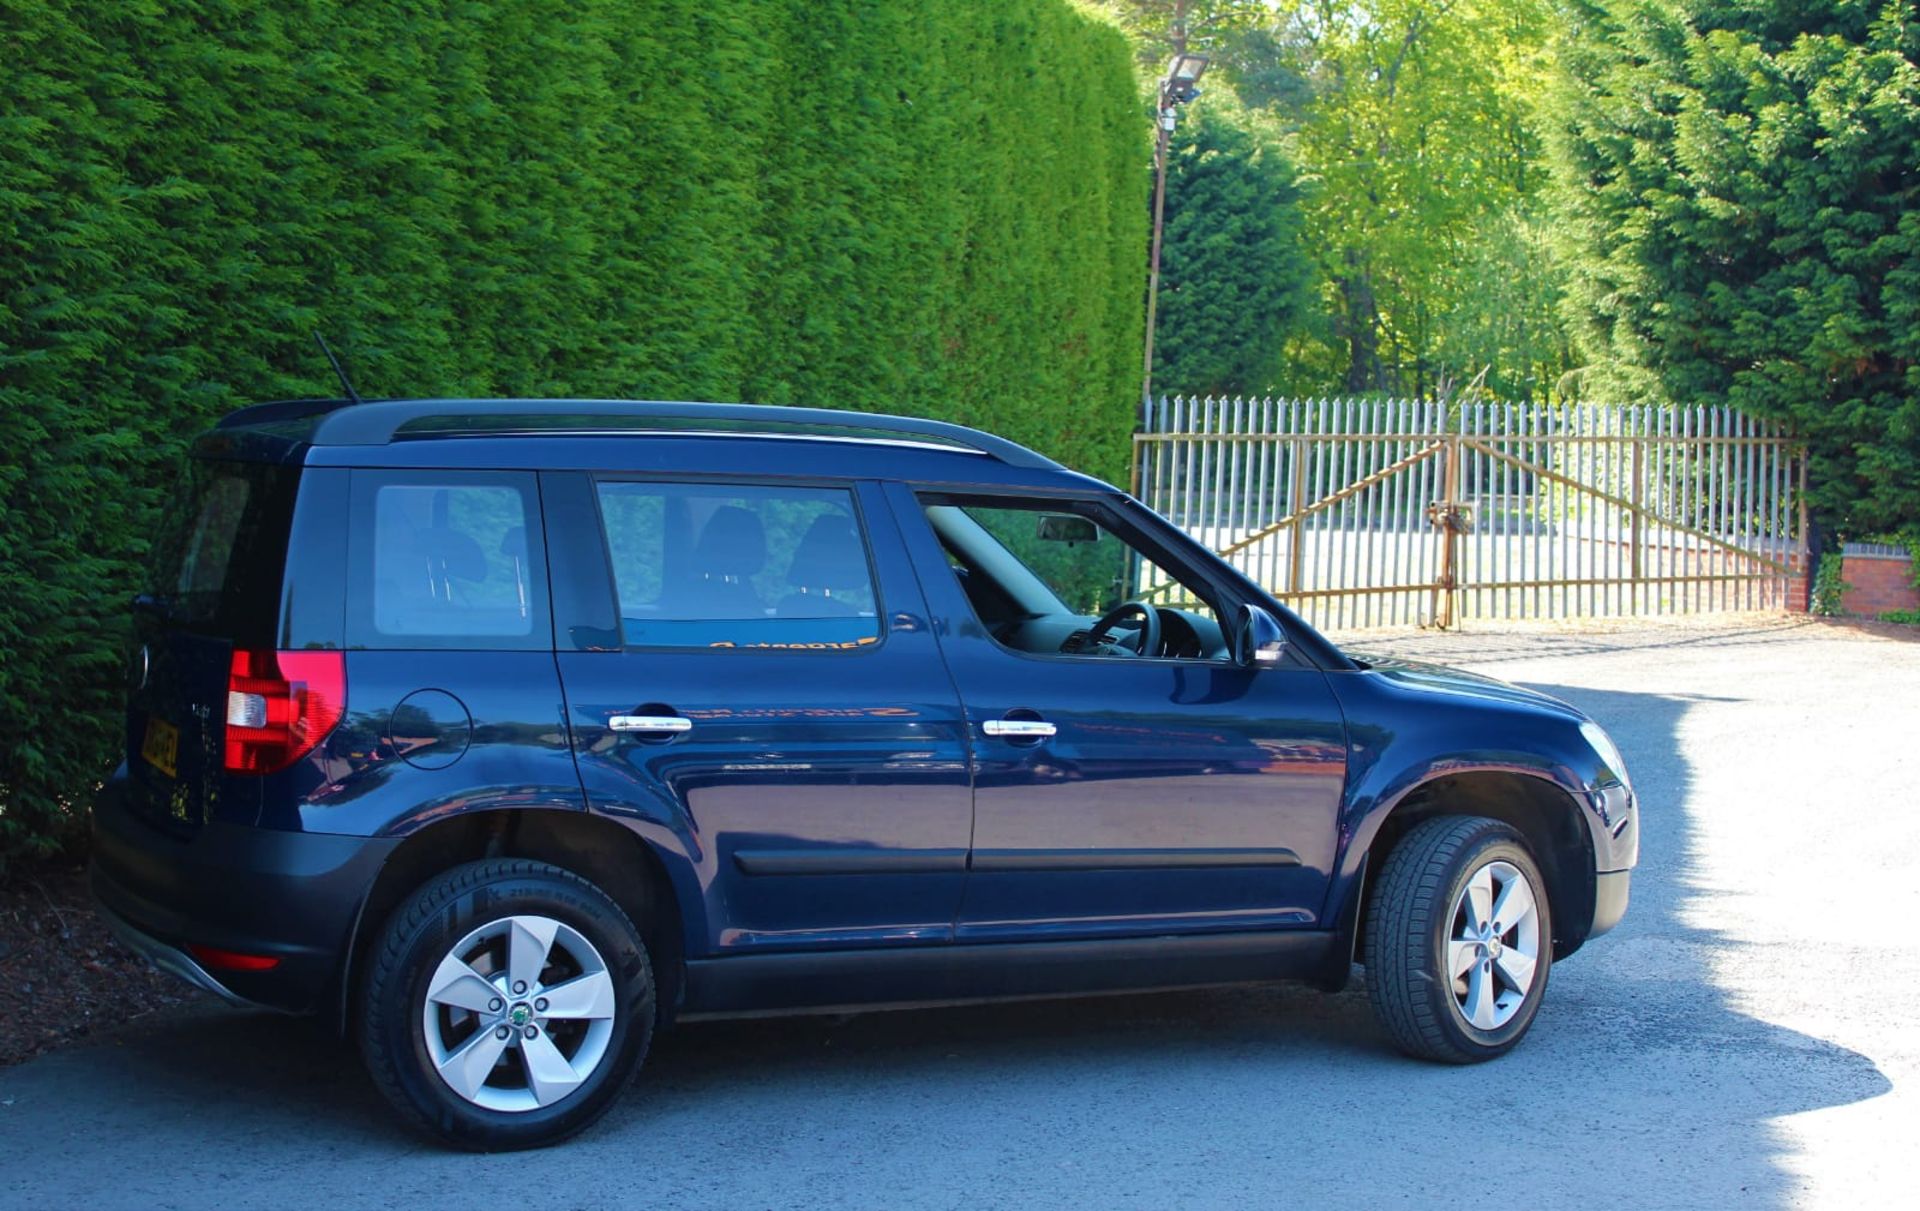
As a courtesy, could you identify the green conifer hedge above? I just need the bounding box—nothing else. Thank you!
[0,1,1147,866]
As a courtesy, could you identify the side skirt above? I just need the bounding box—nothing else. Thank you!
[678,929,1338,1020]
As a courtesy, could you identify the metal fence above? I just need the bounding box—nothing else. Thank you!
[1134,396,1806,630]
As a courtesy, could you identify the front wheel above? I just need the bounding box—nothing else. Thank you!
[1364,816,1552,1063]
[358,859,655,1149]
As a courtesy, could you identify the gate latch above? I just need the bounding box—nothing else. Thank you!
[1426,501,1474,535]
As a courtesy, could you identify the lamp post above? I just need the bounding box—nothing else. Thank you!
[1141,52,1209,411]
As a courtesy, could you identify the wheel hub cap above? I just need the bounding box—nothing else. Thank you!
[419,914,619,1113]
[1446,859,1541,1032]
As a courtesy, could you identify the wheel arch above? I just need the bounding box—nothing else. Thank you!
[1355,769,1596,962]
[335,808,691,1034]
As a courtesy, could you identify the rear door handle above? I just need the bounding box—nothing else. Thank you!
[983,718,1057,739]
[609,714,693,734]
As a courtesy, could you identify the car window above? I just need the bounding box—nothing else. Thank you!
[921,497,1225,660]
[146,458,299,640]
[596,482,880,650]
[345,471,549,650]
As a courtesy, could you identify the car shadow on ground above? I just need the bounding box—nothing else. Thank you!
[0,680,1891,1209]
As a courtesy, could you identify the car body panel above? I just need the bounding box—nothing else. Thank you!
[883,482,1349,940]
[555,479,976,957]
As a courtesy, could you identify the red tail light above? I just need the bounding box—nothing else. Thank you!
[223,649,346,774]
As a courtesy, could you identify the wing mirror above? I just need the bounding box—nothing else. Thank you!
[1234,603,1287,667]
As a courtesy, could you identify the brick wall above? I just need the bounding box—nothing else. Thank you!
[1841,551,1920,617]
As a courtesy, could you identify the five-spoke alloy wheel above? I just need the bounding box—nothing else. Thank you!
[359,860,654,1150]
[1365,816,1553,1062]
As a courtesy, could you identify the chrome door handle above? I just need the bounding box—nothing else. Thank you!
[983,718,1057,739]
[609,714,693,734]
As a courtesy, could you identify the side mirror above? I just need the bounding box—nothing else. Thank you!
[1234,603,1287,667]
[1036,513,1098,544]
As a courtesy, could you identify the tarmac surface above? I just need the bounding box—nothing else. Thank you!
[2,614,1912,1209]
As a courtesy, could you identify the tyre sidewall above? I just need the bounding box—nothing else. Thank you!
[365,866,654,1150]
[1427,831,1552,1057]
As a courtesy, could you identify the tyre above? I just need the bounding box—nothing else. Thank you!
[358,859,655,1149]
[1364,816,1552,1063]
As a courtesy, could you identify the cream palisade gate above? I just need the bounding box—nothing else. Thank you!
[1133,396,1805,629]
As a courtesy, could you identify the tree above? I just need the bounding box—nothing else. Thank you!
[1544,0,1920,532]
[1156,105,1314,394]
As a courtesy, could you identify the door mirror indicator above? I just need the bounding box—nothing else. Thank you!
[1035,513,1098,544]
[1234,604,1287,667]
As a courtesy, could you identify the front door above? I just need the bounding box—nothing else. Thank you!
[553,475,974,956]
[887,485,1348,942]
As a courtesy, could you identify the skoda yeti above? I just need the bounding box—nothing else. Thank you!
[92,398,1637,1149]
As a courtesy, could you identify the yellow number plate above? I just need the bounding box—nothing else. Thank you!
[141,716,180,779]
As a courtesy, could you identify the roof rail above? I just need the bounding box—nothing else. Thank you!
[289,399,1062,470]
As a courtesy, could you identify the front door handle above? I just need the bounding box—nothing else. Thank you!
[983,718,1057,739]
[609,714,693,734]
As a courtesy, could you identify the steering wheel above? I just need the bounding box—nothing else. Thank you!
[1083,600,1162,658]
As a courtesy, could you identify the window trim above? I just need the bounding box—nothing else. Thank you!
[588,473,889,656]
[913,489,1244,669]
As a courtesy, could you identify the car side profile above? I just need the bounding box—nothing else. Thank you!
[92,399,1636,1149]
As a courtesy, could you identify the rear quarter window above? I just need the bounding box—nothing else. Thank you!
[345,471,550,650]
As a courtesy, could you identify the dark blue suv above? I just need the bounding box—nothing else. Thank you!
[92,399,1636,1149]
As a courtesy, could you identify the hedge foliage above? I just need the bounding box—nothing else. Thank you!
[0,0,1147,866]
[1545,0,1920,534]
[1154,103,1311,396]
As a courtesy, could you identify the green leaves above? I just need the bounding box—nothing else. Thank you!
[0,0,1146,869]
[1155,104,1313,395]
[1546,0,1920,534]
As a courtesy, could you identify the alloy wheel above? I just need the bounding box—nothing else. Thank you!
[1446,860,1542,1031]
[420,914,618,1112]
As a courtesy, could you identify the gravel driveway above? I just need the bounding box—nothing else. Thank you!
[2,615,1913,1210]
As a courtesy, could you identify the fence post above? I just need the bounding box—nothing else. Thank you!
[1432,433,1462,629]
[1630,436,1645,588]
[1287,435,1307,597]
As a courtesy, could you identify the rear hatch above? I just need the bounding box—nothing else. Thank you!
[127,455,300,832]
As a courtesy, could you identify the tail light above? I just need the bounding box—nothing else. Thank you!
[224,649,346,774]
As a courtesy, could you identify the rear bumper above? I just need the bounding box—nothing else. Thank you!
[90,773,398,1013]
[97,906,265,1010]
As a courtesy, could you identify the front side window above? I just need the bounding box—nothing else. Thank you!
[596,481,879,650]
[921,496,1227,661]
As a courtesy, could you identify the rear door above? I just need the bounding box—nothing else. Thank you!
[550,473,975,957]
[127,455,300,832]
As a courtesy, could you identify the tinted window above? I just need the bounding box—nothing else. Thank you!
[596,482,879,650]
[146,458,298,639]
[346,471,549,650]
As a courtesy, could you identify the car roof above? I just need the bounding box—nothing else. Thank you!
[202,398,1113,492]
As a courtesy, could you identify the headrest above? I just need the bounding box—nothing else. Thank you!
[695,506,766,578]
[785,514,867,590]
[415,527,489,582]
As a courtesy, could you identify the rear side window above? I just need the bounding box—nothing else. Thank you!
[346,471,549,650]
[595,481,879,650]
[147,458,298,639]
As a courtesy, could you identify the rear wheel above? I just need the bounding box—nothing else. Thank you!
[1364,816,1552,1063]
[358,859,654,1149]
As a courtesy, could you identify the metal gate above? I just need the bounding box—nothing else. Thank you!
[1133,396,1805,630]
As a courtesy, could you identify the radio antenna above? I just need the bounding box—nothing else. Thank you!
[314,332,364,405]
